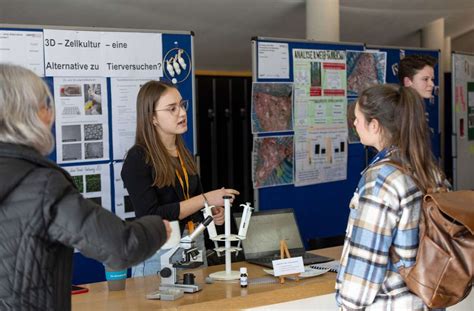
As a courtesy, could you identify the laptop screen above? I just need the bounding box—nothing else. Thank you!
[234,208,305,259]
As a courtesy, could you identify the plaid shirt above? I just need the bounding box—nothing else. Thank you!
[336,155,428,310]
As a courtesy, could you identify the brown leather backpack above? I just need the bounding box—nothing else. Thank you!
[391,190,474,308]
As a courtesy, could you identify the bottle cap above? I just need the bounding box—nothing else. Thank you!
[240,267,247,273]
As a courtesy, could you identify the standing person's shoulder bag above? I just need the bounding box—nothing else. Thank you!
[379,161,474,308]
[391,190,474,308]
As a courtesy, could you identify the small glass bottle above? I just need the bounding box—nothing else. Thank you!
[240,267,248,288]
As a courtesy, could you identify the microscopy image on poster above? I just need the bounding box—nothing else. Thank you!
[251,82,293,133]
[84,84,103,115]
[53,77,109,163]
[252,135,294,188]
[347,99,360,143]
[63,164,112,212]
[347,50,387,97]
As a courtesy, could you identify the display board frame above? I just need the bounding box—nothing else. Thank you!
[252,37,441,247]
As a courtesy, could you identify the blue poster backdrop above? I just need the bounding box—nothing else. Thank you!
[252,38,366,247]
[253,38,440,248]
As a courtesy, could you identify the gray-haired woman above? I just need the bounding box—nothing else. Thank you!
[0,63,171,310]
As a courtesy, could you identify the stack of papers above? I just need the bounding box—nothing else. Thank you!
[309,260,340,272]
[263,266,329,279]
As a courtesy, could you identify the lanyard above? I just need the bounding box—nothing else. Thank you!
[175,150,190,200]
[175,150,195,233]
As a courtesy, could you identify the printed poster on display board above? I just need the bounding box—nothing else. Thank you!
[251,82,293,134]
[43,29,163,78]
[294,126,347,186]
[0,29,44,76]
[346,50,387,97]
[252,135,294,189]
[292,48,348,186]
[63,164,112,212]
[53,77,110,164]
[110,78,154,160]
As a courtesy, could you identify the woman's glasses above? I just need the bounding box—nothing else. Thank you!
[155,99,189,116]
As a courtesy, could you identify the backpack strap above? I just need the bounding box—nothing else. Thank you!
[369,159,406,172]
[389,246,409,278]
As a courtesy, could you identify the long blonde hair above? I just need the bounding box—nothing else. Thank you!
[134,80,196,187]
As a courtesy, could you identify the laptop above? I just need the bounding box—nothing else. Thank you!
[234,208,333,268]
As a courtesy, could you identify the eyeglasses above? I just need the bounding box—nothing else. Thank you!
[154,100,188,116]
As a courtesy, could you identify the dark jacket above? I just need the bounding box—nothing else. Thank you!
[121,144,204,233]
[0,143,167,310]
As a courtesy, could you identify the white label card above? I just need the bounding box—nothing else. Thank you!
[271,256,305,276]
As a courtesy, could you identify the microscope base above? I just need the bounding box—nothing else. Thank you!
[160,283,202,293]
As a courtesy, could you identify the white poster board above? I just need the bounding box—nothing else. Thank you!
[452,52,474,190]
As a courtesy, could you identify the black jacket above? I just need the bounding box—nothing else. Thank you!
[0,143,167,310]
[121,145,204,233]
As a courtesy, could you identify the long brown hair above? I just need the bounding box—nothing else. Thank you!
[358,84,441,192]
[134,80,196,188]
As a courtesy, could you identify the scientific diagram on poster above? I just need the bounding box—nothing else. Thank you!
[63,164,112,211]
[252,135,294,188]
[294,127,347,186]
[291,48,348,185]
[293,49,346,98]
[54,77,110,163]
[251,82,293,133]
[292,49,347,129]
[347,50,387,97]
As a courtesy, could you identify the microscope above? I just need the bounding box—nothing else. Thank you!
[159,215,213,293]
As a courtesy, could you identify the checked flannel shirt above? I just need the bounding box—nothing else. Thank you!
[336,152,428,310]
